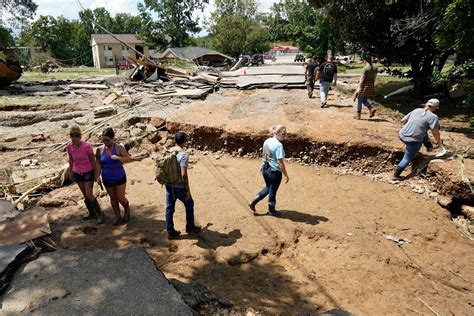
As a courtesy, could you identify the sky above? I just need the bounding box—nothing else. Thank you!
[29,0,279,35]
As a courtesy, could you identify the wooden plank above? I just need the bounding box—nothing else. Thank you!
[69,84,109,90]
[0,207,51,245]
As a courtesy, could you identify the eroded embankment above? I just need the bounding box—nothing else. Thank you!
[142,117,473,205]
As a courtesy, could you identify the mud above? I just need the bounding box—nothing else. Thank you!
[44,155,474,315]
[134,118,473,204]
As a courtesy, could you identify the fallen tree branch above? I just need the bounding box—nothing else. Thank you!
[13,176,56,209]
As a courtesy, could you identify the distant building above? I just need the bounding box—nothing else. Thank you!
[270,45,300,55]
[91,34,153,69]
[154,47,234,67]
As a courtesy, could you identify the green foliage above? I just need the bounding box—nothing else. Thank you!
[435,0,474,59]
[139,0,207,48]
[0,26,15,50]
[30,51,51,66]
[208,0,271,57]
[446,60,474,81]
[1,0,37,26]
[470,116,474,128]
[17,8,144,66]
[264,0,341,57]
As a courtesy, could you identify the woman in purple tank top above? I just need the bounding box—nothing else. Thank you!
[96,128,132,225]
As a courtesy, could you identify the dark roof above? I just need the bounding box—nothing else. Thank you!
[160,47,233,61]
[91,34,144,44]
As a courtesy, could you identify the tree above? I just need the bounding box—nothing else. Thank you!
[17,8,146,66]
[0,27,15,50]
[435,0,474,60]
[264,0,341,57]
[1,0,37,51]
[1,0,37,24]
[208,0,271,57]
[312,0,451,96]
[113,13,143,34]
[138,0,207,48]
[20,15,85,63]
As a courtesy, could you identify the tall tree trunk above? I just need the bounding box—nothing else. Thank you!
[437,51,452,72]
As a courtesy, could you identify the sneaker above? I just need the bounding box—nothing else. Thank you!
[168,230,181,240]
[354,112,361,120]
[186,226,201,234]
[321,101,327,108]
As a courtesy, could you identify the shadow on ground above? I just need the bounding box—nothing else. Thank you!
[254,210,329,225]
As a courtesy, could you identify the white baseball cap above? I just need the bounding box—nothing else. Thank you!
[426,98,440,108]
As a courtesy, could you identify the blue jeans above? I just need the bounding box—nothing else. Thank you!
[320,81,331,103]
[357,96,372,112]
[256,164,283,207]
[165,185,195,234]
[397,134,433,171]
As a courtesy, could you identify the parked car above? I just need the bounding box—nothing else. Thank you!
[250,54,264,66]
[239,55,251,66]
[294,54,305,62]
[116,61,133,70]
[263,52,273,59]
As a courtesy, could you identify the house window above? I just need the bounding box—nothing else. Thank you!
[104,45,112,51]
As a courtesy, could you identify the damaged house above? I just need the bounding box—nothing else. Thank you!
[155,47,234,67]
[91,34,155,69]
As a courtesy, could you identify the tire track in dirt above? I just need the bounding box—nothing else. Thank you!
[200,156,342,309]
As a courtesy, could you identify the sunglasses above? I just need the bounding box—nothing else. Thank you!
[70,133,81,138]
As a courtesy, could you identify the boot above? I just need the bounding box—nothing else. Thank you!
[392,166,404,181]
[369,107,376,118]
[83,199,97,220]
[123,203,130,223]
[354,112,361,120]
[248,195,262,212]
[268,204,280,217]
[90,199,104,224]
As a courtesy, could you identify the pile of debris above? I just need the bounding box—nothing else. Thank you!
[35,59,62,73]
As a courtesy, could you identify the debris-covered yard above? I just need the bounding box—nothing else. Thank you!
[1,59,473,315]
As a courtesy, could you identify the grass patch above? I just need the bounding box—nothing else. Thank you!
[18,67,117,82]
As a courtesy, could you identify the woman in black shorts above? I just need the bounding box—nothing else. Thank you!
[96,128,132,225]
[67,126,104,224]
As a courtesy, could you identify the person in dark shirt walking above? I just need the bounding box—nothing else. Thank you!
[305,56,319,99]
[316,55,338,108]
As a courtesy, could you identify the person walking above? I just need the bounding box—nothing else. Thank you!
[305,56,319,99]
[67,126,104,224]
[248,125,289,216]
[355,53,378,119]
[96,128,132,225]
[316,55,338,108]
[393,99,443,180]
[164,131,200,240]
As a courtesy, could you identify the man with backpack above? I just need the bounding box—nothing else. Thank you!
[316,55,338,108]
[155,131,200,239]
[304,56,319,99]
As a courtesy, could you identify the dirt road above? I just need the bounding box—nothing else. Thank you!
[47,154,474,315]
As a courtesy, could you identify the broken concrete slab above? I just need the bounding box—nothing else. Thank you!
[0,207,51,245]
[170,278,233,309]
[2,248,194,315]
[0,244,40,295]
[0,200,19,223]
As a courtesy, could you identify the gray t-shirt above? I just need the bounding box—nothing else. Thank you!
[169,148,188,188]
[399,108,440,142]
